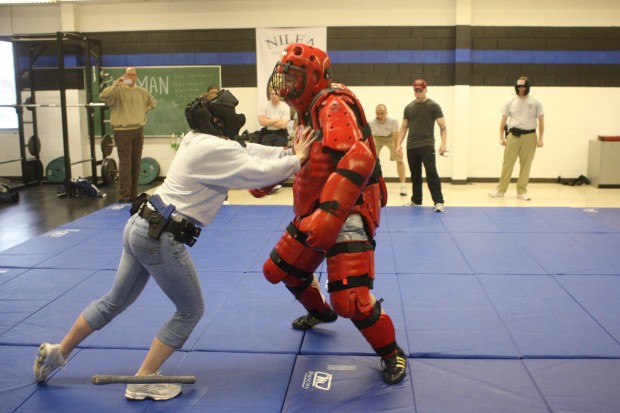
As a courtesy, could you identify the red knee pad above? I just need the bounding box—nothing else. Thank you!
[330,287,373,319]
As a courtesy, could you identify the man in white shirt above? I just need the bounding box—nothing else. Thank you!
[489,76,545,200]
[258,88,291,147]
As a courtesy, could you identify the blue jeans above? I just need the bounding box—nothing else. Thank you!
[82,214,204,349]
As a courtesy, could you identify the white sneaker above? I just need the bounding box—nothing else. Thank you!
[33,343,67,384]
[404,201,421,206]
[399,184,407,196]
[434,203,445,212]
[125,371,182,401]
[488,190,505,198]
[517,193,531,201]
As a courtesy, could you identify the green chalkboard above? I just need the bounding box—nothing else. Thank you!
[96,66,221,137]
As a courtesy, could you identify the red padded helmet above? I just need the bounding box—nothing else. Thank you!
[269,43,332,113]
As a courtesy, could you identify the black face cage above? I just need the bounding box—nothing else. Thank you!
[269,62,306,100]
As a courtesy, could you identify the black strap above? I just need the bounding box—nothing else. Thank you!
[335,168,366,188]
[286,275,314,298]
[327,273,374,293]
[286,222,308,246]
[352,300,382,330]
[374,341,398,358]
[326,241,374,258]
[269,250,314,280]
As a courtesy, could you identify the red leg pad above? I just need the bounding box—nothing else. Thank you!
[263,227,324,284]
[326,248,375,318]
[326,248,374,284]
[358,313,397,355]
[284,274,329,314]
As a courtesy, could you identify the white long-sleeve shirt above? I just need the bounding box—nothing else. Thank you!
[155,131,299,227]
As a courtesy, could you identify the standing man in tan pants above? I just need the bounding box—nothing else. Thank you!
[100,67,156,203]
[489,76,545,201]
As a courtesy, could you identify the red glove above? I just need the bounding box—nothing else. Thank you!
[249,184,277,198]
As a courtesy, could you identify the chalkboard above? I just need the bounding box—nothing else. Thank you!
[96,66,221,137]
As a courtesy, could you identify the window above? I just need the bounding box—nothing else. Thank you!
[0,41,17,129]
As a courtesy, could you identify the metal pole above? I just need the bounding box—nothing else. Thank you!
[13,41,28,185]
[57,32,73,196]
[0,103,105,108]
[85,37,98,184]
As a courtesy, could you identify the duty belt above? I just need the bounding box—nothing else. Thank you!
[509,127,536,137]
[136,199,201,247]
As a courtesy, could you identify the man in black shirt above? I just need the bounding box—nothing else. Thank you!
[396,79,447,212]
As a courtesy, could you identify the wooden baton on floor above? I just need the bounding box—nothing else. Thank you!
[92,375,196,385]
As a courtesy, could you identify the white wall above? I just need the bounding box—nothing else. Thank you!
[1,0,619,181]
[0,90,93,179]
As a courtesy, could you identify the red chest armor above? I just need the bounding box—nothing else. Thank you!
[291,85,387,237]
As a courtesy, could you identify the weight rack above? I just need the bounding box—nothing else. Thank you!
[1,32,107,197]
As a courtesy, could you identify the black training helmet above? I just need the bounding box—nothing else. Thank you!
[185,89,246,137]
[515,76,531,95]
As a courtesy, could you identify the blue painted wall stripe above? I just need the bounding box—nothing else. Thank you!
[467,50,620,64]
[24,50,620,68]
[329,50,620,65]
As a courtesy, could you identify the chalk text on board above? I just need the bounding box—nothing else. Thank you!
[138,76,169,95]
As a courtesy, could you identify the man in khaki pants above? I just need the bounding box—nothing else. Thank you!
[100,67,156,203]
[489,76,544,201]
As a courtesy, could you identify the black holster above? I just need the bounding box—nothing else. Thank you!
[132,194,201,247]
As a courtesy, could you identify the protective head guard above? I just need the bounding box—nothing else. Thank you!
[268,43,332,113]
[515,76,531,95]
[185,89,246,137]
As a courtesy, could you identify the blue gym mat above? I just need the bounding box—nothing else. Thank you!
[282,354,415,413]
[479,274,620,358]
[451,232,548,275]
[0,267,27,286]
[391,232,472,274]
[0,205,619,412]
[411,359,549,413]
[399,274,521,358]
[583,207,620,232]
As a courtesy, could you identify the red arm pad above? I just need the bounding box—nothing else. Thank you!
[249,184,278,198]
[299,142,375,250]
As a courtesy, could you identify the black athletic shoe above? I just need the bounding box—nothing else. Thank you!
[381,347,407,384]
[292,308,338,331]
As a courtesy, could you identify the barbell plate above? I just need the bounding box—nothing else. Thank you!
[101,157,118,185]
[101,134,114,157]
[45,157,66,183]
[139,157,160,185]
[24,96,34,112]
[27,135,41,157]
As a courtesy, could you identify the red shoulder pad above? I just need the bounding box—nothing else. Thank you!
[318,94,363,152]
